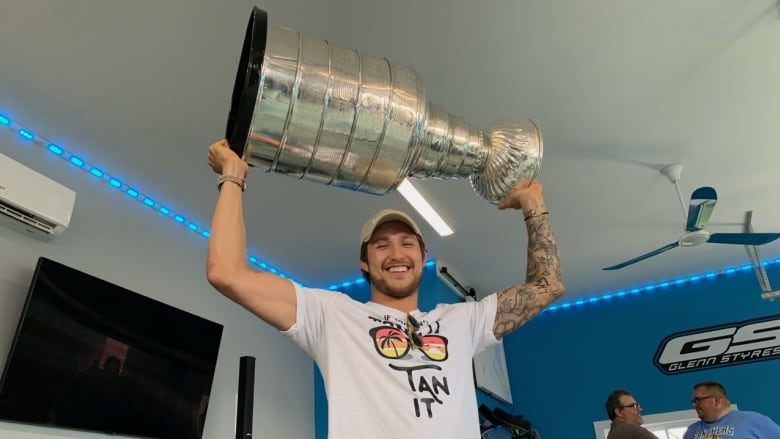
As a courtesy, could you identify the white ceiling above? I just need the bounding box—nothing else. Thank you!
[2,0,779,301]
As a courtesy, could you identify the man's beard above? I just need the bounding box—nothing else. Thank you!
[369,270,420,299]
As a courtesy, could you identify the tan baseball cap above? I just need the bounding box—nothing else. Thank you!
[360,209,423,245]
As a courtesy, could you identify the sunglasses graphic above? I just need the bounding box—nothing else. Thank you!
[369,316,449,362]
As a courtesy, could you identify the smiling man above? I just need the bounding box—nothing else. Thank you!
[205,139,565,438]
[358,210,427,306]
[605,389,657,439]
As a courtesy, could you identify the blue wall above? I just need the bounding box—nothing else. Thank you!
[504,264,780,438]
[313,264,514,438]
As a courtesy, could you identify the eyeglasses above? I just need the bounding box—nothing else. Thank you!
[368,314,449,362]
[620,403,640,410]
[691,395,716,405]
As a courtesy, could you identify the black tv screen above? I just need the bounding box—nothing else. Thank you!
[0,257,223,439]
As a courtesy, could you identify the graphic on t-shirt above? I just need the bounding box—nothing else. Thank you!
[369,326,449,361]
[368,314,451,419]
[691,424,733,439]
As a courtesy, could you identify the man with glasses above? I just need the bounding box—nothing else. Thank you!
[683,381,780,439]
[206,139,565,439]
[604,389,657,439]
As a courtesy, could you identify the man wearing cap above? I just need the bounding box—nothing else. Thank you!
[206,139,565,438]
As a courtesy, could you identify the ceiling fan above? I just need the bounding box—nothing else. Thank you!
[603,164,780,271]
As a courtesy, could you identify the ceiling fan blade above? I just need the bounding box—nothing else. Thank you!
[708,233,780,246]
[603,242,680,270]
[685,186,717,232]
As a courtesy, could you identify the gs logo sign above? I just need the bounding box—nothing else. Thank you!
[654,314,780,374]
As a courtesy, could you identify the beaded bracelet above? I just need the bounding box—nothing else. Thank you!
[217,175,247,192]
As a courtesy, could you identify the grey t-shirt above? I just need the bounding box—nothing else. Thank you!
[607,421,658,439]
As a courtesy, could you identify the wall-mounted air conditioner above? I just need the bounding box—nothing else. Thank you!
[0,153,76,240]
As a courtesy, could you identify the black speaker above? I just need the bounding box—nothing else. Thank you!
[236,356,255,439]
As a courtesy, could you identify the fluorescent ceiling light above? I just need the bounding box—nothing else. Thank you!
[397,179,453,237]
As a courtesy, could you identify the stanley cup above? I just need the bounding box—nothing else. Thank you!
[225,7,542,203]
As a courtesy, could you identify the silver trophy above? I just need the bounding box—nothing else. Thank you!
[225,7,542,203]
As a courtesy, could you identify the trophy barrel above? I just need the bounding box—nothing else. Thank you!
[226,7,424,195]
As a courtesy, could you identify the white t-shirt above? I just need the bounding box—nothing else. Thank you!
[283,284,499,439]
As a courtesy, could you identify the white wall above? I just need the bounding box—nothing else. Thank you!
[0,133,314,438]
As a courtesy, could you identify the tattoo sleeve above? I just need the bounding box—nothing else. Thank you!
[493,213,565,339]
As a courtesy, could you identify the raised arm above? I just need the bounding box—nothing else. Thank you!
[205,140,297,331]
[492,181,565,339]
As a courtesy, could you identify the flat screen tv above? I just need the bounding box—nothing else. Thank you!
[0,257,223,439]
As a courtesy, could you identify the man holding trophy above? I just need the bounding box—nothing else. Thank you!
[205,7,565,438]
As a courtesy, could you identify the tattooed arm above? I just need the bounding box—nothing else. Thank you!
[492,181,565,339]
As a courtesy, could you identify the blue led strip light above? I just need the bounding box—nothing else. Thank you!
[0,113,295,282]
[543,258,780,312]
[5,113,777,300]
[327,258,780,302]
